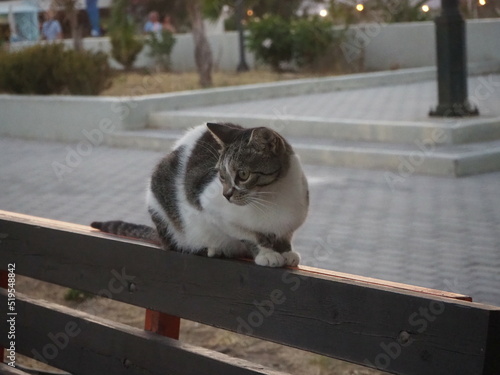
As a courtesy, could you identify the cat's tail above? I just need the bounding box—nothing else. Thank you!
[90,220,160,245]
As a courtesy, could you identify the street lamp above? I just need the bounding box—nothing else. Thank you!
[429,0,478,117]
[235,0,249,72]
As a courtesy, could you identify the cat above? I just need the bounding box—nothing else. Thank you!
[91,122,309,267]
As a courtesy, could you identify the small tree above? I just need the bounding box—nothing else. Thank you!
[369,0,432,22]
[292,17,335,70]
[186,0,213,87]
[49,0,82,50]
[247,15,294,72]
[145,30,176,72]
[60,0,82,51]
[109,0,144,70]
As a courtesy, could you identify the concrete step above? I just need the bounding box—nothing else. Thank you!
[105,129,500,177]
[106,128,181,151]
[148,110,500,145]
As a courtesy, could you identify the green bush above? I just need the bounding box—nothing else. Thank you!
[109,0,144,70]
[292,17,335,69]
[146,30,176,71]
[0,43,112,95]
[247,15,337,72]
[247,14,294,72]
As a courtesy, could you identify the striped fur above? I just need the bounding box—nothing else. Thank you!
[92,122,309,267]
[90,220,159,244]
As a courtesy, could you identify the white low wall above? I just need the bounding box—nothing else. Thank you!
[7,18,499,72]
[77,31,257,72]
[9,31,256,72]
[352,18,500,71]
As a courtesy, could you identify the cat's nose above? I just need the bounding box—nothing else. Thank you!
[223,188,234,201]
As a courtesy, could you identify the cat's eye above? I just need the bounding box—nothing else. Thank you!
[237,169,250,181]
[219,172,226,182]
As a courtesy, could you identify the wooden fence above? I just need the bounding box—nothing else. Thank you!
[0,210,499,375]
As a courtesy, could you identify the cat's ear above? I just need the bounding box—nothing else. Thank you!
[249,127,285,154]
[207,122,242,147]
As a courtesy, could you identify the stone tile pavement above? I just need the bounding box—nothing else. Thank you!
[0,136,499,306]
[183,74,500,122]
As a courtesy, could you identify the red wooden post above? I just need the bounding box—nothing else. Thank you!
[1,269,8,362]
[144,309,181,340]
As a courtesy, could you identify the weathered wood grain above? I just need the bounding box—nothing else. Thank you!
[0,290,288,375]
[1,210,499,375]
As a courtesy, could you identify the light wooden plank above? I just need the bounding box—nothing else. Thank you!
[298,265,473,301]
[0,363,35,375]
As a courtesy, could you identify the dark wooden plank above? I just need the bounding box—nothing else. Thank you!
[485,310,500,374]
[0,290,288,375]
[1,211,499,375]
[1,268,7,363]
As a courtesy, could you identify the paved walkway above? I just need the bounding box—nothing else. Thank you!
[1,135,499,306]
[184,74,500,122]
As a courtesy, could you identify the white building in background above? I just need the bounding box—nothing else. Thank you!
[0,1,39,41]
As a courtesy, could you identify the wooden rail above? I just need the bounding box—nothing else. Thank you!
[0,210,499,375]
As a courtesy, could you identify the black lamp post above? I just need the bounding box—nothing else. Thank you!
[235,0,249,72]
[429,0,479,117]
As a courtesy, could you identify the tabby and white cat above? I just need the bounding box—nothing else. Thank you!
[92,122,309,267]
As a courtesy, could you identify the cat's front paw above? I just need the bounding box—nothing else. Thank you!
[282,251,301,267]
[207,248,222,258]
[255,249,285,267]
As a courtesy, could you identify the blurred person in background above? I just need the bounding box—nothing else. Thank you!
[41,10,62,41]
[162,14,176,33]
[86,0,101,36]
[144,11,162,34]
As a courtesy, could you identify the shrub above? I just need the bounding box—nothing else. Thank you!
[247,14,294,72]
[0,43,112,95]
[292,17,335,70]
[247,15,338,72]
[109,0,144,70]
[145,30,176,71]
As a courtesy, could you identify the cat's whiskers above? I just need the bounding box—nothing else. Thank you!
[249,196,276,211]
[250,194,277,206]
[253,191,278,198]
[247,200,267,215]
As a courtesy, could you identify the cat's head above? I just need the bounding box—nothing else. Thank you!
[207,122,292,206]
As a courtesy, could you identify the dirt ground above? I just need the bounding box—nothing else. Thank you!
[14,275,387,375]
[100,70,335,97]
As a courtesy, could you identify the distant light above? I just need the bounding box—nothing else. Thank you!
[356,3,364,11]
[421,4,430,12]
[247,9,254,16]
[479,0,486,5]
[319,9,328,17]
